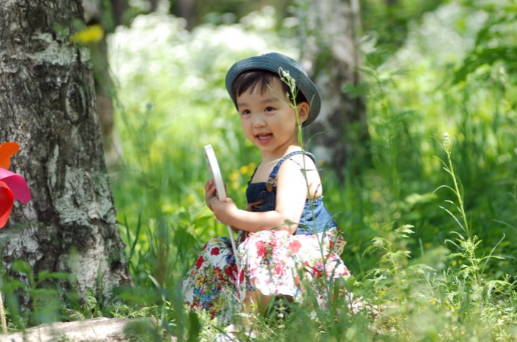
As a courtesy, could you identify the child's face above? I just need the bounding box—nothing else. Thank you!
[236,77,309,159]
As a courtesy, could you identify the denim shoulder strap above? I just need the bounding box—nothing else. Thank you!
[268,150,316,179]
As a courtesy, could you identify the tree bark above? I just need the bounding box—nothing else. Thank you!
[301,0,369,178]
[82,0,123,166]
[171,0,197,30]
[0,0,129,301]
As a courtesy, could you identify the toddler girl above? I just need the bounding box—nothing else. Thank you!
[182,52,351,325]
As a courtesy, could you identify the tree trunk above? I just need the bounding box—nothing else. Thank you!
[82,0,123,166]
[301,0,369,178]
[170,0,197,30]
[0,0,129,301]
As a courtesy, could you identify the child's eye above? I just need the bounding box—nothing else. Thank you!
[265,106,276,112]
[240,109,251,116]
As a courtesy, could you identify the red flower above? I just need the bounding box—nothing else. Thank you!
[256,241,267,258]
[312,267,322,279]
[195,255,204,268]
[225,264,237,280]
[311,262,324,278]
[210,247,220,255]
[0,181,14,227]
[0,142,32,228]
[288,240,301,253]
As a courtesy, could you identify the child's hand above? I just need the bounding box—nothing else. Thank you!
[204,179,217,210]
[205,179,238,225]
[211,197,238,225]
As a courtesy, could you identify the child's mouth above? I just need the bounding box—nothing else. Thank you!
[255,133,273,144]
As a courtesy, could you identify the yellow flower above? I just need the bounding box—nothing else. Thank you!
[71,24,104,44]
[239,162,256,176]
[239,165,249,175]
[186,194,196,205]
[371,191,382,202]
[160,202,174,214]
[230,170,239,181]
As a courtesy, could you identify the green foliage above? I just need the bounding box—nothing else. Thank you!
[0,260,96,331]
[104,3,515,340]
[361,0,448,65]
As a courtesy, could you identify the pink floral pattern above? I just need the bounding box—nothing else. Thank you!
[182,228,351,324]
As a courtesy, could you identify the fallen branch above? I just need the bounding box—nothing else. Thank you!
[0,293,6,334]
[0,317,164,342]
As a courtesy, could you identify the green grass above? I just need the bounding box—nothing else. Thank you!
[104,5,516,340]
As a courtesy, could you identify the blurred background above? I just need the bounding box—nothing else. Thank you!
[76,0,517,339]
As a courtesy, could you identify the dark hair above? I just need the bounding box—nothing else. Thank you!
[231,70,308,105]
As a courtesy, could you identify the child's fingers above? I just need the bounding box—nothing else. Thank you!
[205,180,216,195]
[204,179,214,191]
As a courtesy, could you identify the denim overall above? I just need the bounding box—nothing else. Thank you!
[246,150,337,235]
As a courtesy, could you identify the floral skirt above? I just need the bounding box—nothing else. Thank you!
[182,228,351,324]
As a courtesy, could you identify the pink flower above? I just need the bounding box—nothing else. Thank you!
[0,142,32,228]
[256,241,267,258]
[288,240,301,253]
[274,264,284,276]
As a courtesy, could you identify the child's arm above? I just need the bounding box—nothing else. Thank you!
[206,159,310,233]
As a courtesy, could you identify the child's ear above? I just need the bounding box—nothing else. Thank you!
[297,102,310,124]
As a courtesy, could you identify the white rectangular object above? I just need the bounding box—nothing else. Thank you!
[203,144,240,283]
[204,144,227,200]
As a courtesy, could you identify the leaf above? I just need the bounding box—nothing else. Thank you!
[37,270,71,285]
[187,311,200,342]
[439,205,465,231]
[11,260,32,275]
[372,237,386,249]
[452,46,517,84]
[342,82,369,98]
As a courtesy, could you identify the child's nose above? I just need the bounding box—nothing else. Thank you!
[251,114,266,127]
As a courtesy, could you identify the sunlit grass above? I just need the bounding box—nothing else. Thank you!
[104,5,516,341]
